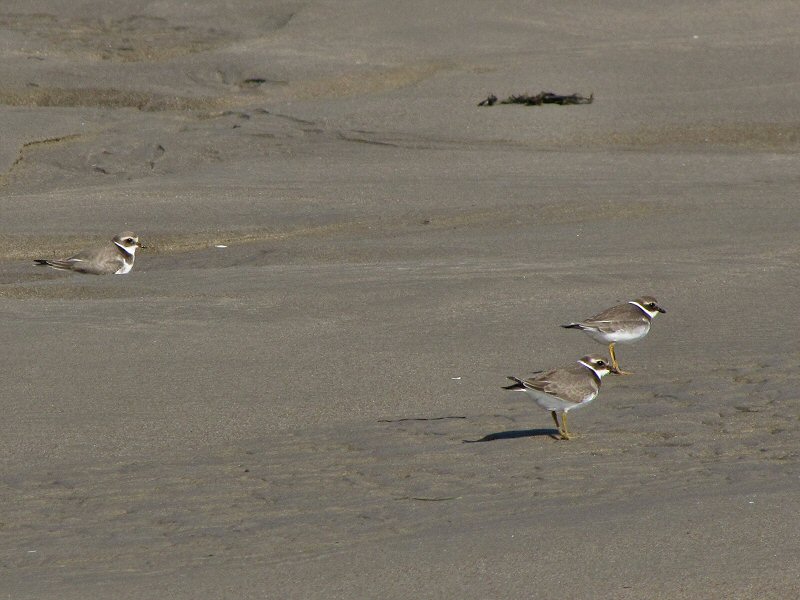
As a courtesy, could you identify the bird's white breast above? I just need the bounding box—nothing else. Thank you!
[586,322,649,343]
[115,260,134,275]
[524,388,596,412]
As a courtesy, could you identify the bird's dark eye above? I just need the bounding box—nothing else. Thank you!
[597,360,605,366]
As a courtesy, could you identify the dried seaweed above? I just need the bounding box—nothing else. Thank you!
[478,92,593,107]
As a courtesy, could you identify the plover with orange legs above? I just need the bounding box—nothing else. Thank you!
[561,296,666,374]
[503,354,620,440]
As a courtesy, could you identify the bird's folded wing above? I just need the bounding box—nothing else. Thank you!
[521,369,561,395]
[583,316,641,333]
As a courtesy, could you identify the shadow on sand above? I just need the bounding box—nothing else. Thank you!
[463,428,559,443]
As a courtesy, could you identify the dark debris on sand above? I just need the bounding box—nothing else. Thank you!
[478,92,594,107]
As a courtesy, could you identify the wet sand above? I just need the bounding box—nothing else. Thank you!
[2,1,799,598]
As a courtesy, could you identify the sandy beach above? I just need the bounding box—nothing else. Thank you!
[2,1,799,598]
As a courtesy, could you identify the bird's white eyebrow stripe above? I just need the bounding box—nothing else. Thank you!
[114,241,137,255]
[628,300,657,317]
[577,359,601,377]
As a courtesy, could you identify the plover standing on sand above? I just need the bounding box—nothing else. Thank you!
[503,354,620,440]
[561,296,666,374]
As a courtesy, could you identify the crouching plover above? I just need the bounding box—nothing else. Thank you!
[34,231,143,275]
[561,296,666,374]
[503,354,620,440]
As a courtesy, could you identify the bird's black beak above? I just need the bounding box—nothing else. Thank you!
[656,306,666,313]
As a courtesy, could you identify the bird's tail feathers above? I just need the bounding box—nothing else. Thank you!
[34,259,72,271]
[561,323,585,330]
[502,376,527,390]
